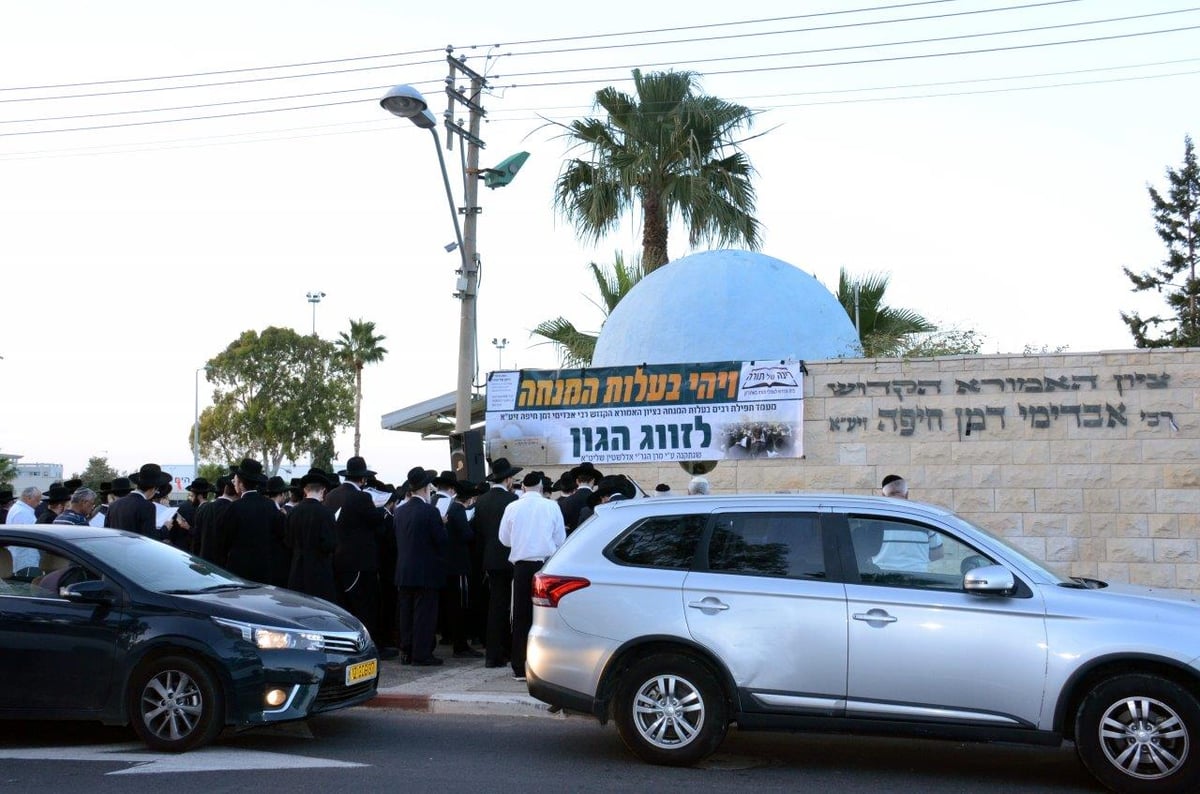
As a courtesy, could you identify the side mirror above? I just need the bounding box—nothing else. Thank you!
[62,579,115,604]
[963,564,1016,595]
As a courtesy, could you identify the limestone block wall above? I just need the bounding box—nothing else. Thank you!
[602,349,1200,591]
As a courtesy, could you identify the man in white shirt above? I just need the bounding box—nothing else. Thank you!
[499,471,566,681]
[4,486,43,573]
[872,475,944,573]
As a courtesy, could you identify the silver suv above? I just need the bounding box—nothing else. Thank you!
[527,495,1200,794]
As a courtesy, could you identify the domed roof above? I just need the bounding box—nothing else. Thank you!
[591,249,862,366]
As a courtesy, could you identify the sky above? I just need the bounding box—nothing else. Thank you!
[0,0,1196,482]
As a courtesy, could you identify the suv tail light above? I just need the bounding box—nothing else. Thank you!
[532,573,590,607]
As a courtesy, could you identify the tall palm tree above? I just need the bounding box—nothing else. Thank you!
[837,268,936,358]
[532,252,643,366]
[334,319,388,457]
[554,69,761,273]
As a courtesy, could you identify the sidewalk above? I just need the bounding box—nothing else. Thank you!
[364,649,567,719]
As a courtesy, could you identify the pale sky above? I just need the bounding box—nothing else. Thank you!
[0,0,1195,481]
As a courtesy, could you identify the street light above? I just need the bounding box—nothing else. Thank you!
[193,365,210,479]
[381,83,475,433]
[306,291,326,336]
[491,337,508,370]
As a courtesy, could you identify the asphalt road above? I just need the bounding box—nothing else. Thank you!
[0,710,1103,792]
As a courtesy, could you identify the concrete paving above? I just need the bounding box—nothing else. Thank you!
[366,648,567,719]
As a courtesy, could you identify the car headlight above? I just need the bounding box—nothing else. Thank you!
[213,617,325,651]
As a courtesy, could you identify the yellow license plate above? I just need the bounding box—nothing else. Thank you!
[345,659,378,686]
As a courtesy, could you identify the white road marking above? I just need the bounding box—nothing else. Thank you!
[0,743,366,775]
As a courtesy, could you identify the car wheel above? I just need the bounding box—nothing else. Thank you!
[614,653,727,766]
[129,655,224,752]
[1075,673,1200,794]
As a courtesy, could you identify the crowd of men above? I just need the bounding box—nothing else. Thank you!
[0,455,660,680]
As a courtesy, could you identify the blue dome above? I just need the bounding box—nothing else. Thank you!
[591,249,862,366]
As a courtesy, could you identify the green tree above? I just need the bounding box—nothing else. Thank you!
[192,327,354,475]
[197,462,228,485]
[0,456,17,488]
[894,327,984,357]
[532,252,644,366]
[837,269,937,358]
[334,318,388,458]
[1122,135,1200,348]
[71,456,120,493]
[554,69,761,273]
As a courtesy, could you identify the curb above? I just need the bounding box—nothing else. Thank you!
[366,690,565,718]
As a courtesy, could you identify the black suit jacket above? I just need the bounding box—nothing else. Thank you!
[195,497,233,560]
[213,490,282,584]
[393,497,448,589]
[444,501,474,576]
[105,492,157,538]
[286,498,338,602]
[471,485,518,573]
[558,487,592,533]
[325,483,382,574]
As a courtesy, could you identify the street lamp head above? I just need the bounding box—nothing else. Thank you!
[381,85,437,128]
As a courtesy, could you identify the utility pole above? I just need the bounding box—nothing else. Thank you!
[444,52,487,434]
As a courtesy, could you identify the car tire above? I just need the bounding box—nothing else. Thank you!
[1075,673,1200,794]
[129,655,224,752]
[614,653,727,766]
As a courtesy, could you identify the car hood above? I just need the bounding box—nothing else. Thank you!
[169,586,364,633]
[1046,580,1200,622]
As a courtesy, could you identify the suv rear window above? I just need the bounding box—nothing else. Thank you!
[609,515,706,569]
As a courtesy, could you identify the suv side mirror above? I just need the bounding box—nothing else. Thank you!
[62,579,115,604]
[963,564,1016,595]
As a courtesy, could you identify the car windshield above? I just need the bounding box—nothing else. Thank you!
[943,513,1070,584]
[74,535,254,594]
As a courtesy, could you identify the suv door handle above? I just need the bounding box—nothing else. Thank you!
[853,610,897,624]
[688,598,730,612]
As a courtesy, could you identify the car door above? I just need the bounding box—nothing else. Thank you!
[682,510,848,716]
[838,513,1048,728]
[0,541,123,712]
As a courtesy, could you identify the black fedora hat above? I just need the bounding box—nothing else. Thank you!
[404,466,434,491]
[44,485,72,504]
[432,470,458,488]
[551,474,573,493]
[451,479,477,499]
[571,461,603,482]
[130,463,171,489]
[98,481,112,497]
[263,475,287,496]
[186,477,214,495]
[0,488,13,503]
[155,483,173,500]
[487,457,523,482]
[337,456,376,478]
[63,478,83,491]
[109,477,134,496]
[231,458,268,485]
[299,467,333,489]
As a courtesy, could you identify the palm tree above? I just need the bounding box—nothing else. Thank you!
[837,268,936,358]
[554,69,761,273]
[532,253,644,366]
[334,319,388,457]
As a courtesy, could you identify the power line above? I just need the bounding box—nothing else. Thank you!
[492,7,1200,81]
[497,23,1200,89]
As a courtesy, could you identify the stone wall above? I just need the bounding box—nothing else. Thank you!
[604,349,1200,590]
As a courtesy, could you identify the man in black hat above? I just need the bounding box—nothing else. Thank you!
[285,468,339,603]
[194,475,236,560]
[178,477,212,532]
[432,472,480,658]
[325,456,385,641]
[393,467,448,665]
[558,461,602,534]
[578,474,636,525]
[470,457,522,668]
[370,480,401,659]
[106,464,169,538]
[262,475,292,585]
[36,485,72,524]
[214,458,283,584]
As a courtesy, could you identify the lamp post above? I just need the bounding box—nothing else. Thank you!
[306,291,326,335]
[381,83,477,433]
[491,337,508,370]
[192,366,209,478]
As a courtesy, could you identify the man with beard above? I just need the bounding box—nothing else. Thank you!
[175,478,212,547]
[470,457,521,669]
[35,485,71,524]
[286,468,339,602]
[213,459,281,584]
[325,456,384,643]
[558,462,601,534]
[393,467,447,666]
[106,464,169,538]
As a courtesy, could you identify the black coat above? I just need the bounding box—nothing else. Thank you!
[325,483,382,574]
[213,490,282,584]
[471,485,517,573]
[195,497,233,560]
[558,487,593,533]
[286,498,339,603]
[105,492,157,538]
[444,501,474,576]
[393,497,448,589]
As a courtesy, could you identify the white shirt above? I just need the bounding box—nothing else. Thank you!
[434,489,454,518]
[873,526,943,572]
[499,490,566,564]
[4,501,40,572]
[4,500,36,525]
